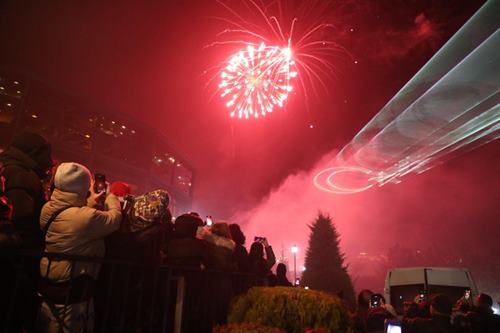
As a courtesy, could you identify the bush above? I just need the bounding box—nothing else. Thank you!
[213,323,285,333]
[228,287,352,333]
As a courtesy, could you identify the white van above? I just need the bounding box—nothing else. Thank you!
[384,267,478,314]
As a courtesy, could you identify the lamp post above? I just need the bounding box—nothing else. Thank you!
[291,245,298,285]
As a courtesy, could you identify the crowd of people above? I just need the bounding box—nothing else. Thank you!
[1,131,499,333]
[353,289,500,333]
[0,132,287,333]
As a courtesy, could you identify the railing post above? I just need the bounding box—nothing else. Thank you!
[173,276,185,333]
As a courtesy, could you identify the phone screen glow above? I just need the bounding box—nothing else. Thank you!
[387,324,402,333]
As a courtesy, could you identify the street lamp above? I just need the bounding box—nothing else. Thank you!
[291,245,298,285]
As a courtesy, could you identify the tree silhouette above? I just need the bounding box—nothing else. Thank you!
[301,212,355,305]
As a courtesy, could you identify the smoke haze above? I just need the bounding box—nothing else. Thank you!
[233,141,500,291]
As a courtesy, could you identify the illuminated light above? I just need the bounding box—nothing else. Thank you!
[0,87,4,90]
[6,103,12,107]
[169,157,176,163]
[111,121,115,124]
[315,1,500,195]
[282,47,292,59]
[309,124,314,129]
[84,134,91,139]
[13,81,19,85]
[121,125,126,129]
[291,245,298,254]
[188,182,192,187]
[305,286,309,290]
[302,266,306,271]
[119,132,123,135]
[350,28,355,32]
[16,90,21,94]
[313,166,375,194]
[31,114,38,119]
[176,163,182,167]
[354,60,358,64]
[131,130,136,134]
[157,158,163,163]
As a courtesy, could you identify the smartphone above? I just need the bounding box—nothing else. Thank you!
[94,173,107,194]
[206,216,213,226]
[370,294,382,308]
[385,320,402,333]
[254,236,265,243]
[464,289,471,300]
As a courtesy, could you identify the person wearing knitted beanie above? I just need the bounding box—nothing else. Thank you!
[39,162,122,333]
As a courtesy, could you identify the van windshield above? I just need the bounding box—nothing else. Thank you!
[390,284,425,314]
[427,285,469,304]
[390,284,468,314]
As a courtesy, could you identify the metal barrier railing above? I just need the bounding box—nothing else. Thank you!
[0,251,256,333]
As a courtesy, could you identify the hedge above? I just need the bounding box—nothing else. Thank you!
[227,287,352,333]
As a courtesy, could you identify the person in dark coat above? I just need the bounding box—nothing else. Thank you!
[201,222,235,271]
[275,263,293,287]
[353,289,374,333]
[366,305,395,332]
[166,214,207,268]
[0,132,52,333]
[402,293,455,333]
[248,239,276,285]
[229,223,250,272]
[465,293,500,333]
[0,131,52,250]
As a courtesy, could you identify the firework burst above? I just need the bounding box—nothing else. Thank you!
[219,43,297,119]
[211,0,344,120]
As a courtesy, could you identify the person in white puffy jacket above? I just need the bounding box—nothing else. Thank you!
[38,162,122,333]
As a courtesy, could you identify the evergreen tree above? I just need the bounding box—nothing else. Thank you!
[301,212,355,305]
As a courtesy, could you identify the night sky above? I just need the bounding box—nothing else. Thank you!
[1,0,498,290]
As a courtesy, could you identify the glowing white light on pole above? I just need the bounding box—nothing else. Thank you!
[291,245,298,284]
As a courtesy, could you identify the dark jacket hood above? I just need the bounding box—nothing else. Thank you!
[0,146,50,179]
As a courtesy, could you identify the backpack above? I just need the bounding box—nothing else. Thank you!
[126,189,170,232]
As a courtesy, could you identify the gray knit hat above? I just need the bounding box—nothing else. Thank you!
[54,162,91,196]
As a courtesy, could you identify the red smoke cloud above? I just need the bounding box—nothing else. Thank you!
[232,142,500,292]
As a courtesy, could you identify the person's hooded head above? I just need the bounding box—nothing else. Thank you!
[174,214,203,238]
[358,289,374,309]
[249,241,264,259]
[54,162,91,197]
[211,222,232,239]
[430,294,453,317]
[276,263,287,277]
[229,223,246,245]
[474,293,494,313]
[10,132,52,177]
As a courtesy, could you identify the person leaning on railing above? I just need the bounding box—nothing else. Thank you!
[38,162,122,333]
